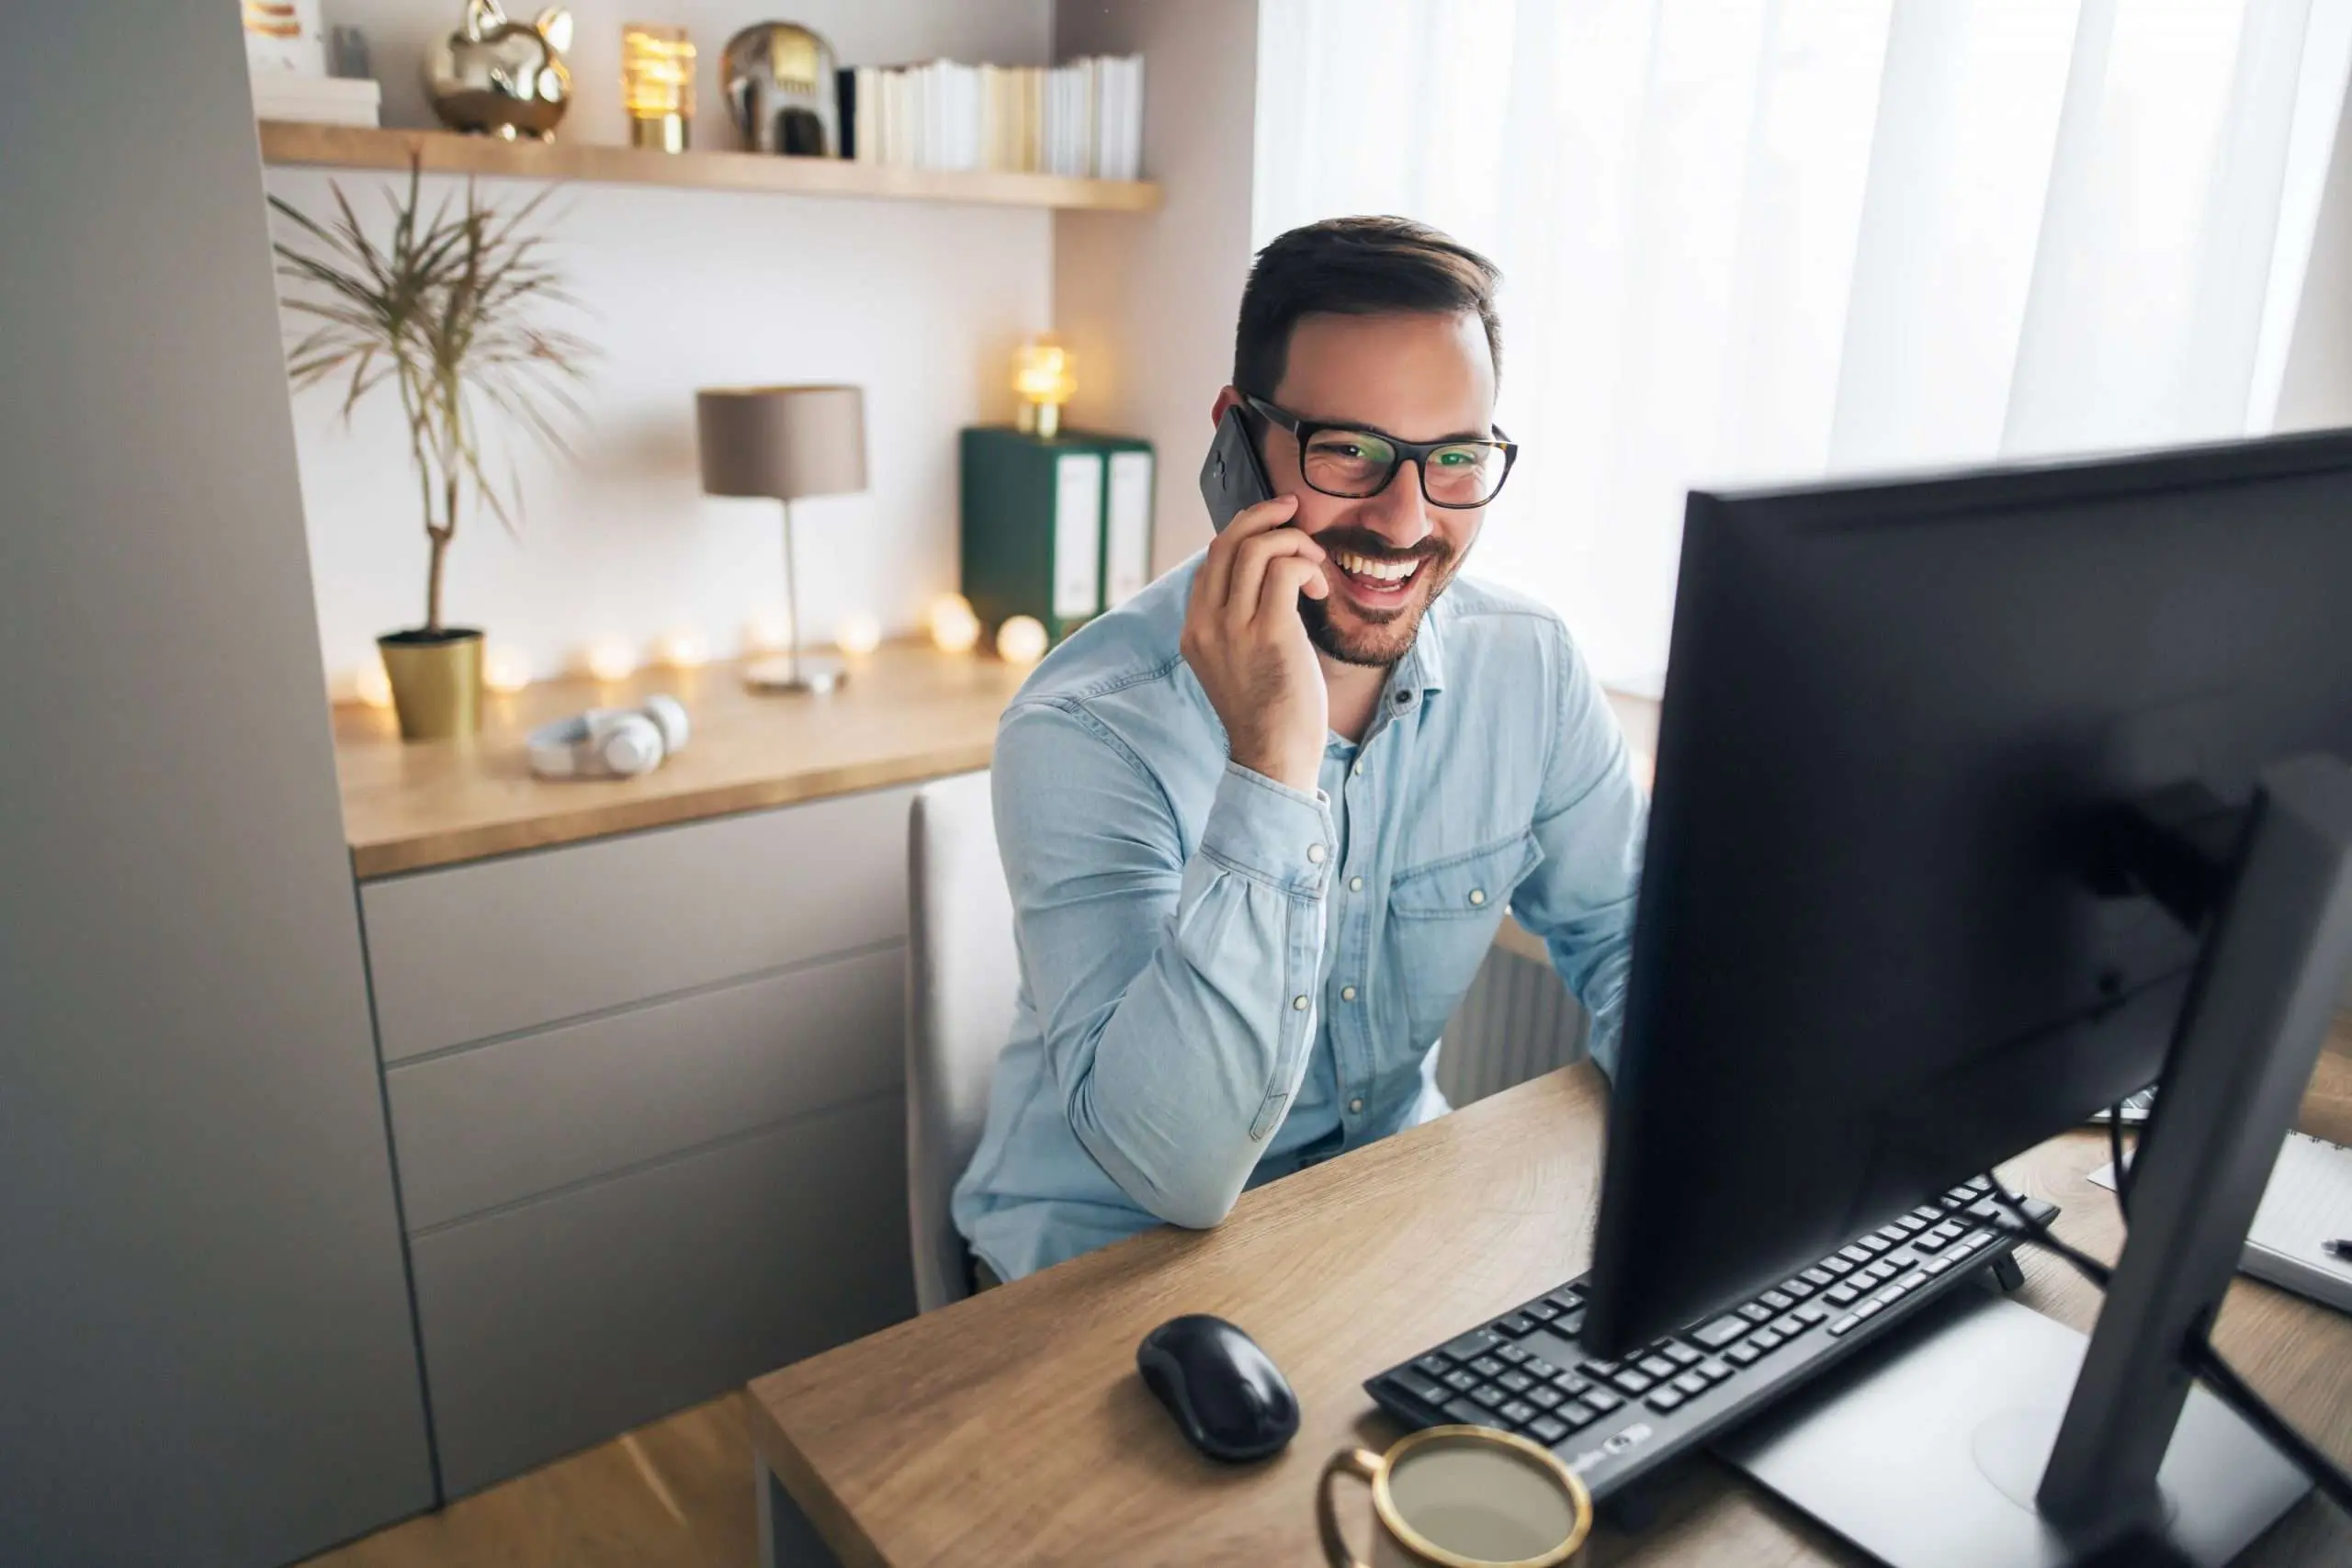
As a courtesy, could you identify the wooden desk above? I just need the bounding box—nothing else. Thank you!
[748,1028,2352,1566]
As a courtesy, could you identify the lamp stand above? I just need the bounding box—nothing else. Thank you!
[745,498,844,695]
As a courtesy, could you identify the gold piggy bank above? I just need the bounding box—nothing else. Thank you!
[425,0,573,141]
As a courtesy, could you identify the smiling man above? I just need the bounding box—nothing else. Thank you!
[951,217,1647,1284]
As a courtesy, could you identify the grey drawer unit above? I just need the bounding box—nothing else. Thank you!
[362,785,916,1062]
[408,1091,912,1497]
[386,945,903,1231]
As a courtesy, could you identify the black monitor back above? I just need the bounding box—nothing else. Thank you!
[1581,430,2352,1355]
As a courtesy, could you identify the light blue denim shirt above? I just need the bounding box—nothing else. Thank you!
[951,557,1646,1280]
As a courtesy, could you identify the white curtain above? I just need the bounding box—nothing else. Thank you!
[1253,0,2352,688]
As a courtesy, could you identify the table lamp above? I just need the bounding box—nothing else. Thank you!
[696,384,867,694]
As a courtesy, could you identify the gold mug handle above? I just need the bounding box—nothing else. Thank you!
[1317,1447,1385,1568]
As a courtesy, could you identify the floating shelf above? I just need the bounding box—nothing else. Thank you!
[258,121,1161,212]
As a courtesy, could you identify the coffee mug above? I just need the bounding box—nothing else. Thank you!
[1318,1425,1593,1567]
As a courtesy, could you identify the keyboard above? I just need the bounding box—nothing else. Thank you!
[1364,1176,2060,1499]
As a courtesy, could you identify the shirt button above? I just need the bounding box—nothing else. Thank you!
[1468,888,1487,907]
[1348,1097,1364,1114]
[1307,843,1327,864]
[1341,985,1357,1002]
[1293,995,1309,1010]
[1351,761,1364,776]
[1349,875,1363,893]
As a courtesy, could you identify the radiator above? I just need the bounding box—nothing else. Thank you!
[1433,943,1589,1108]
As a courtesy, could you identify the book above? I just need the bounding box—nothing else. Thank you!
[2091,1129,2352,1314]
[831,55,1143,177]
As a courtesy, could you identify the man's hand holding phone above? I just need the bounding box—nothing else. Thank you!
[1181,493,1330,794]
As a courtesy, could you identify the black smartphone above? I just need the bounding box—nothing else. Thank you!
[1199,404,1277,534]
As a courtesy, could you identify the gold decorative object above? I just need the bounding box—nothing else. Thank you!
[1012,336,1077,438]
[622,23,696,152]
[425,0,574,141]
[379,630,484,740]
[721,22,839,155]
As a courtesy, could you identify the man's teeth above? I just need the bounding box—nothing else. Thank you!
[1336,552,1419,583]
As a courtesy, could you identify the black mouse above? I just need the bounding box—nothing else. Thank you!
[1136,1314,1299,1461]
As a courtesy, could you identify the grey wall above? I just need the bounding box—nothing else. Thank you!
[1054,0,1262,575]
[0,7,435,1564]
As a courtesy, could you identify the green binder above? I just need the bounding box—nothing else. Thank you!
[960,426,1157,647]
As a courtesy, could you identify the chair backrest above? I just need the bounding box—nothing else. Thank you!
[905,771,1020,1311]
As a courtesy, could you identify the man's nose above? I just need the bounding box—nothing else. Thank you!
[1346,460,1428,547]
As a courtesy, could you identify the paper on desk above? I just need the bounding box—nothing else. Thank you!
[2088,1131,2350,1314]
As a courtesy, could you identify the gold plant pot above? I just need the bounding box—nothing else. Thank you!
[379,628,484,740]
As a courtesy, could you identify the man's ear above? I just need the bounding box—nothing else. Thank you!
[1210,385,1245,427]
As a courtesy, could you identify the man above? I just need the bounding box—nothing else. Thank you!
[952,216,1645,1284]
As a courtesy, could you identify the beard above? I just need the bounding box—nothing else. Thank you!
[1298,527,1463,668]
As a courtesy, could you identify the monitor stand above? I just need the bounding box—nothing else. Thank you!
[1714,1286,2306,1567]
[1724,754,2352,1566]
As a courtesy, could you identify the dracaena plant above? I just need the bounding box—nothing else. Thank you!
[269,154,592,633]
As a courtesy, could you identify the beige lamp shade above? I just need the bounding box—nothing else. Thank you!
[696,384,868,502]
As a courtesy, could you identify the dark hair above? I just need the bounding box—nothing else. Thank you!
[1232,216,1503,399]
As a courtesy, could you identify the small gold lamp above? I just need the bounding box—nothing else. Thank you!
[1012,336,1077,438]
[623,22,695,152]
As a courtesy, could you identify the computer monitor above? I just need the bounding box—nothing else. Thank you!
[1579,429,2352,1562]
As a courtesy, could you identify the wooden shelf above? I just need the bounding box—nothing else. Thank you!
[259,121,1161,212]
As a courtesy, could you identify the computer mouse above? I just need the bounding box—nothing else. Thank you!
[1136,1314,1299,1462]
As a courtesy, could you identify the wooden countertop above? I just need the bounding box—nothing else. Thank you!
[334,642,1664,884]
[747,1026,2352,1566]
[334,644,1026,879]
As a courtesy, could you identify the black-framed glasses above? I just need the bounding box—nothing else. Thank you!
[1245,394,1518,509]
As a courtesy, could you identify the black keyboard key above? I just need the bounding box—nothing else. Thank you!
[1638,1355,1678,1381]
[1556,1401,1597,1429]
[1749,1328,1785,1353]
[1672,1370,1709,1397]
[1471,1357,1505,1378]
[1500,1400,1539,1427]
[1696,1359,1734,1383]
[1413,1355,1453,1381]
[1912,1205,1944,1224]
[1663,1341,1702,1367]
[1913,1232,1949,1253]
[1445,1398,1491,1425]
[1522,1357,1560,1380]
[1795,1301,1831,1325]
[1442,1370,1479,1394]
[1526,1385,1564,1410]
[1896,1271,1927,1292]
[1530,1415,1571,1445]
[1923,1256,1955,1276]
[1759,1289,1793,1312]
[1878,1224,1910,1243]
[1838,1245,1871,1266]
[1770,1314,1805,1338]
[1394,1372,1448,1405]
[1802,1266,1835,1288]
[1853,1299,1885,1322]
[1612,1370,1656,1395]
[1547,1289,1585,1312]
[1471,1385,1509,1410]
[1738,1303,1773,1325]
[1444,1329,1504,1361]
[1896,1213,1931,1235]
[1582,1388,1623,1413]
[1859,1235,1894,1256]
[1494,1343,1531,1365]
[1828,1314,1861,1337]
[1693,1314,1748,1348]
[1864,1260,1899,1285]
[1554,1373,1593,1397]
[1578,1358,1622,1379]
[1555,1310,1587,1337]
[1498,1371,1535,1394]
[1648,1387,1687,1413]
[1826,1282,1860,1306]
[1726,1343,1762,1367]
[1780,1278,1815,1301]
[1495,1314,1538,1338]
[1523,1299,1561,1322]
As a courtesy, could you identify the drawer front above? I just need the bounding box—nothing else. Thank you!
[409,1091,912,1498]
[388,945,904,1231]
[363,786,914,1063]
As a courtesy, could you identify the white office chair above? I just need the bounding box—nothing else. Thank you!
[905,771,1020,1312]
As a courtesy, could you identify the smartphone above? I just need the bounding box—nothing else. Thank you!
[1199,404,1276,534]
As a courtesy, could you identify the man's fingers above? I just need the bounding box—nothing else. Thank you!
[1256,555,1329,630]
[1199,491,1299,612]
[1225,528,1327,633]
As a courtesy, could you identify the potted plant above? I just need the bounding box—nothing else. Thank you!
[270,156,590,739]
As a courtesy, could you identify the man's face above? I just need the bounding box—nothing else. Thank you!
[1221,310,1497,668]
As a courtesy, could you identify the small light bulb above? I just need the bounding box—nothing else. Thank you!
[355,660,394,709]
[929,594,981,654]
[996,615,1048,666]
[659,628,710,670]
[585,637,640,682]
[484,646,532,694]
[837,614,883,657]
[745,614,794,654]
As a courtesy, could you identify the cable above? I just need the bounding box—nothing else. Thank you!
[1977,1171,2352,1516]
[2106,1104,2133,1220]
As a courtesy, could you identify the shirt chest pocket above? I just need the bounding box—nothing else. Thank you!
[1384,831,1544,1046]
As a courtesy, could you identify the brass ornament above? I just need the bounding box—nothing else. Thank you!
[721,22,839,156]
[425,0,574,141]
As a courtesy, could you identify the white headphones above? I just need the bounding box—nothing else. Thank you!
[527,694,691,780]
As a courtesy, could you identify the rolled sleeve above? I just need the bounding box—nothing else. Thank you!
[1197,761,1339,895]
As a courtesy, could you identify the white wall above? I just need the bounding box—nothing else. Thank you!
[290,0,1051,688]
[1052,0,1260,577]
[2275,42,2352,434]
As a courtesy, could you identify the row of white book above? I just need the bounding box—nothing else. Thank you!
[842,55,1145,181]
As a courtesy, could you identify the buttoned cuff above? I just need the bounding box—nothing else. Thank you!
[1198,761,1337,897]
